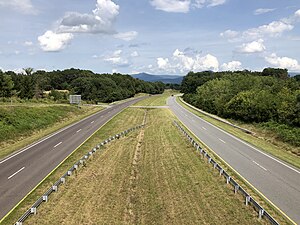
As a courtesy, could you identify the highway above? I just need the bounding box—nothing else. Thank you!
[168,97,300,224]
[0,96,146,220]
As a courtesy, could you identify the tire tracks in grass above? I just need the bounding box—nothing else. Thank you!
[125,110,147,224]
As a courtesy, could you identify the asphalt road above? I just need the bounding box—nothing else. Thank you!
[0,96,146,220]
[168,96,300,224]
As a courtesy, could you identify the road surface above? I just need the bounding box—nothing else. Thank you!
[168,96,300,224]
[0,96,146,220]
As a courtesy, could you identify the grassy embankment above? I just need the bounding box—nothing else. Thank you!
[15,108,269,225]
[178,97,300,169]
[0,104,103,160]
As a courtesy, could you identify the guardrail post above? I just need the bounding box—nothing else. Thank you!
[226,176,231,184]
[259,209,264,219]
[52,185,58,192]
[80,159,84,164]
[67,170,72,176]
[30,207,37,215]
[234,185,239,194]
[219,168,223,176]
[42,195,48,202]
[16,222,22,225]
[61,177,66,184]
[245,196,251,206]
[74,164,78,170]
[208,158,212,163]
[213,163,217,169]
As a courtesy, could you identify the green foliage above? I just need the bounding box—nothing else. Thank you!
[182,69,300,146]
[0,69,165,103]
[0,71,14,98]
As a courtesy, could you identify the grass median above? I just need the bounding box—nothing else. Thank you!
[134,90,179,106]
[16,108,268,225]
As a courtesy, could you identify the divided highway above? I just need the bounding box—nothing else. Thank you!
[168,97,300,224]
[0,97,146,220]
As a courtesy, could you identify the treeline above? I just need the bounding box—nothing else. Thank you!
[0,68,165,103]
[182,68,300,146]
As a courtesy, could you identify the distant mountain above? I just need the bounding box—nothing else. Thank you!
[289,72,300,77]
[131,73,183,84]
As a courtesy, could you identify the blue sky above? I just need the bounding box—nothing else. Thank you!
[0,0,300,75]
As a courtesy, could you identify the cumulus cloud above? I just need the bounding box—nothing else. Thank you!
[194,0,226,8]
[104,50,131,67]
[150,0,226,13]
[131,51,139,57]
[264,53,300,71]
[114,31,138,41]
[221,9,300,42]
[237,39,266,53]
[0,0,37,14]
[38,31,73,52]
[254,8,275,15]
[220,61,242,71]
[150,0,190,13]
[58,0,119,34]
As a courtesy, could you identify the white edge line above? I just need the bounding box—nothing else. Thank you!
[175,98,300,175]
[0,107,110,165]
[8,167,25,180]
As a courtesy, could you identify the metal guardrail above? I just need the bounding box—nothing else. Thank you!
[15,124,144,225]
[173,120,280,225]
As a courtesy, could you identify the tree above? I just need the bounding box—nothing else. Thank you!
[0,71,14,97]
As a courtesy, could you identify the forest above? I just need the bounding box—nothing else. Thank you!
[181,68,300,147]
[0,68,165,103]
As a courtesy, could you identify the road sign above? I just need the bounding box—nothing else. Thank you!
[69,95,81,104]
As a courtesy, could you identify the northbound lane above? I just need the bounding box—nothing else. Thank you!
[0,96,147,220]
[168,96,300,224]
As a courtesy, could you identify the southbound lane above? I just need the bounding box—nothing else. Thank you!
[168,97,300,224]
[0,96,147,220]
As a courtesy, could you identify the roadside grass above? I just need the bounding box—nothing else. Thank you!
[22,109,268,225]
[0,108,146,225]
[178,97,300,169]
[0,105,103,160]
[134,90,179,106]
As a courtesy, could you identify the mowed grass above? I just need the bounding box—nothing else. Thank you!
[1,108,146,225]
[134,90,179,106]
[24,109,267,225]
[178,97,300,169]
[0,104,103,160]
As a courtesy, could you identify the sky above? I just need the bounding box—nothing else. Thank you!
[0,0,300,75]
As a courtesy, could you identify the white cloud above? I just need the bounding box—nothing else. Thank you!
[131,51,139,57]
[244,21,293,39]
[114,31,138,41]
[150,0,226,13]
[24,41,33,46]
[221,10,300,41]
[220,29,240,41]
[237,39,266,53]
[104,49,130,67]
[0,0,37,14]
[38,30,73,52]
[254,8,275,15]
[58,0,119,34]
[221,61,242,71]
[193,54,219,71]
[150,0,190,13]
[264,53,300,71]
